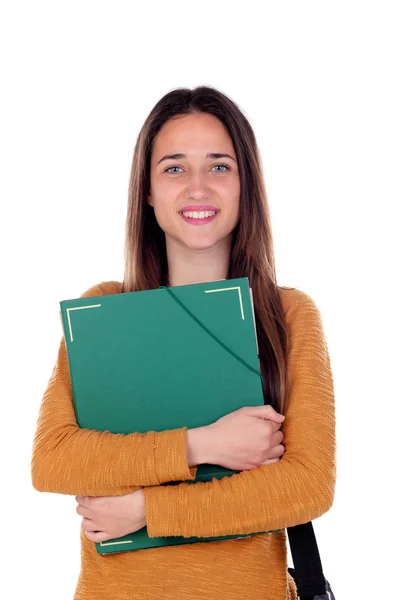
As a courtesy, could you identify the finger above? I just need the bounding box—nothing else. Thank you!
[75,496,92,508]
[76,504,92,518]
[271,430,284,445]
[244,405,285,423]
[85,530,111,543]
[265,421,282,434]
[81,517,98,532]
[267,444,285,459]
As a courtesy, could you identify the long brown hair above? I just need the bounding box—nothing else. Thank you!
[122,86,291,413]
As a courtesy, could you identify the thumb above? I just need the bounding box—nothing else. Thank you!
[242,405,285,422]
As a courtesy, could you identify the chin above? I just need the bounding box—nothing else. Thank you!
[184,236,222,250]
[166,230,232,252]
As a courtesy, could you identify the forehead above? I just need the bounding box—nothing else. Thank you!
[152,113,235,157]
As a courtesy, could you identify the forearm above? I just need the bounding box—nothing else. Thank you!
[31,339,197,496]
[144,452,335,539]
[32,421,197,496]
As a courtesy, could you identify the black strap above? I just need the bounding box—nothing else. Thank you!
[287,522,327,598]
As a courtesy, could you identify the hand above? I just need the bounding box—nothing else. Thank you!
[207,404,285,471]
[75,489,146,543]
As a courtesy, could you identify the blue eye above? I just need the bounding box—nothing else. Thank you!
[165,166,183,174]
[212,164,230,172]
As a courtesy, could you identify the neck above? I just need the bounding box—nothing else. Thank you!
[166,235,231,287]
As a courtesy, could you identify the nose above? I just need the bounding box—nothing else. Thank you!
[185,171,211,200]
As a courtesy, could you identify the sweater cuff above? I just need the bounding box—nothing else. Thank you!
[144,483,187,538]
[153,427,197,485]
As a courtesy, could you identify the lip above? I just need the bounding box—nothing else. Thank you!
[179,205,219,213]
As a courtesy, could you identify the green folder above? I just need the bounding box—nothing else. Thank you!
[60,277,273,554]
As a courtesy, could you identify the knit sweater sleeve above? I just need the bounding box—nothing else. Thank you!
[143,292,336,538]
[31,282,197,496]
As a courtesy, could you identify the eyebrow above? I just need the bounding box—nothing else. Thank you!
[157,152,236,165]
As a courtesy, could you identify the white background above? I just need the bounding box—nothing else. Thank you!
[1,1,399,598]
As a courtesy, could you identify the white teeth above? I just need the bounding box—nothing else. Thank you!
[181,210,217,219]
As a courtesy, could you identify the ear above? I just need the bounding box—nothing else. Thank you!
[147,195,153,207]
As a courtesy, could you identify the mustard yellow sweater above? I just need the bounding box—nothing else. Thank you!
[31,281,336,600]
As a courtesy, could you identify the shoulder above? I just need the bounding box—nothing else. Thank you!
[278,285,316,313]
[278,285,324,330]
[79,280,123,298]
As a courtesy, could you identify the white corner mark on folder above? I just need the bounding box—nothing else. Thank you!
[99,539,133,547]
[65,305,102,343]
[204,286,245,320]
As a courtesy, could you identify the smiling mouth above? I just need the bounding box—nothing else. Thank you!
[179,210,219,225]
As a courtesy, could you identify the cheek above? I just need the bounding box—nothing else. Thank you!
[219,174,240,197]
[152,203,169,229]
[151,193,177,231]
[223,180,240,214]
[229,185,241,227]
[152,178,182,208]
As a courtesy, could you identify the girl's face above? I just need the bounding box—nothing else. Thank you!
[148,112,240,252]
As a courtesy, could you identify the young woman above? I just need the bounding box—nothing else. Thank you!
[31,86,336,600]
